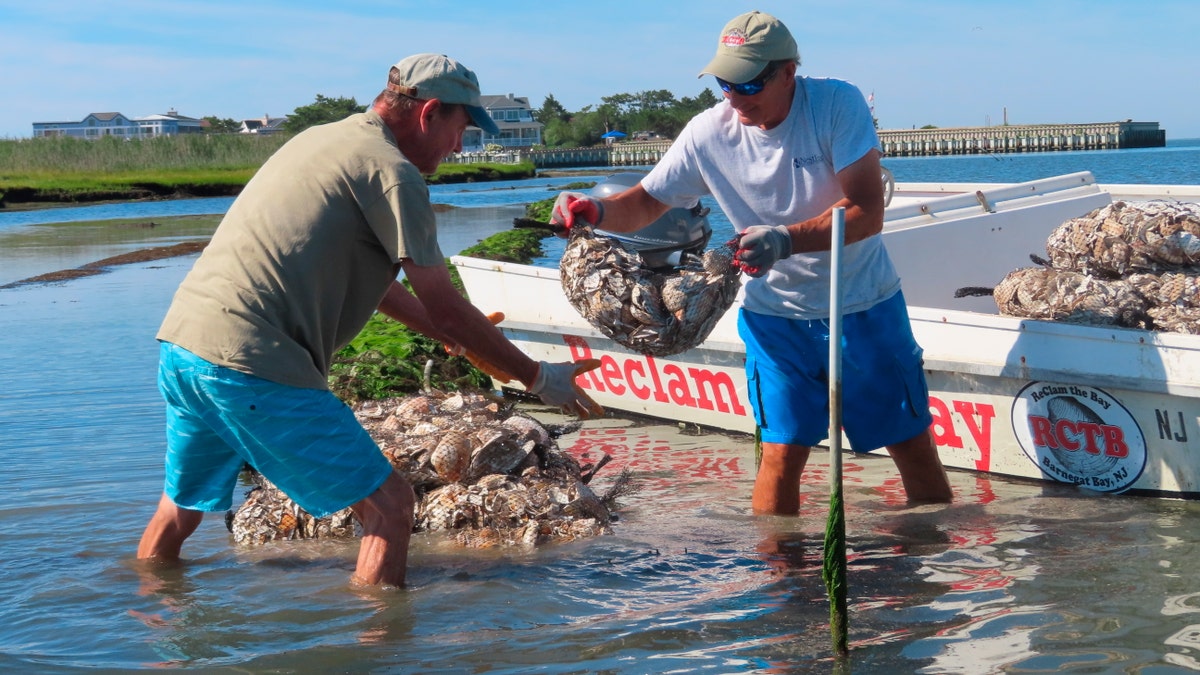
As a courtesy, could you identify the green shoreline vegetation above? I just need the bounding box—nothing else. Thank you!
[0,134,536,207]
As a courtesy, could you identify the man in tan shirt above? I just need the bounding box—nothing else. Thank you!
[138,53,601,588]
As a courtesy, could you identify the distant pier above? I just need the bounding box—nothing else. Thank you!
[879,121,1164,156]
[447,141,672,168]
[448,121,1166,168]
[519,140,673,168]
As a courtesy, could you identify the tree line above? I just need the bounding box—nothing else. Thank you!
[533,89,721,146]
[205,89,724,146]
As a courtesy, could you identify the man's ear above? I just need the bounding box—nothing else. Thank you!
[418,98,441,133]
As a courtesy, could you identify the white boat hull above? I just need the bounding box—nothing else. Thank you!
[452,172,1200,498]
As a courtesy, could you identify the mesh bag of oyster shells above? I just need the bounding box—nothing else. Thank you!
[959,201,1200,334]
[1046,201,1200,277]
[989,266,1152,329]
[227,390,635,549]
[558,225,741,357]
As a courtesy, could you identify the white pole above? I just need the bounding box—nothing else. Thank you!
[823,206,848,657]
[828,211,845,496]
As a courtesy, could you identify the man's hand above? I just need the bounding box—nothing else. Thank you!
[443,312,516,383]
[529,359,605,418]
[735,225,792,277]
[550,191,604,236]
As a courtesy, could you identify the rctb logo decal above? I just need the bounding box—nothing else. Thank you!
[1011,382,1146,493]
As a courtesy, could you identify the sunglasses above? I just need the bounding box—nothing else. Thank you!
[715,62,780,96]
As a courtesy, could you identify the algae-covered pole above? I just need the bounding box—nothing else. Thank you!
[823,207,849,659]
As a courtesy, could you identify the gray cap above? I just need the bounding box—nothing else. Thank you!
[698,11,800,83]
[388,53,500,135]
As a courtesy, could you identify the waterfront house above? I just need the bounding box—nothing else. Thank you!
[240,114,288,135]
[33,112,138,139]
[32,109,203,139]
[135,109,204,136]
[469,94,543,152]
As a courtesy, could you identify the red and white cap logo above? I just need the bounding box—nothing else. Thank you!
[720,29,747,48]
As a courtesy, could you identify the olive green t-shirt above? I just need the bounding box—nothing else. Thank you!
[157,111,443,389]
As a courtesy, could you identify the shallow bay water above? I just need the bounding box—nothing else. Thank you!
[4,146,1200,672]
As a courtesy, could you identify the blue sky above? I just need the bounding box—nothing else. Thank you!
[2,0,1197,140]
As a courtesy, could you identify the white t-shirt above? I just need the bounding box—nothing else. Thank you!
[641,76,900,319]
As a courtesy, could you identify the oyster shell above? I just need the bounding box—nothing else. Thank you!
[429,430,472,483]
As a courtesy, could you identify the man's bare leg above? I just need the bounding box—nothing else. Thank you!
[350,471,416,587]
[751,442,812,515]
[138,493,204,560]
[886,428,953,502]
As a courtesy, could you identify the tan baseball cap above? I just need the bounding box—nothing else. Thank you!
[388,53,500,135]
[698,11,800,83]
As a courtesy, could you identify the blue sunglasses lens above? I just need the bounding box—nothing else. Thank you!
[715,64,776,96]
[717,78,766,96]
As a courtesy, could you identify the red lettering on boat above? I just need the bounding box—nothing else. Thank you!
[599,356,625,395]
[1030,415,1056,448]
[624,360,651,399]
[559,336,745,415]
[929,396,995,471]
[1028,414,1128,457]
[1103,426,1129,458]
[565,336,605,392]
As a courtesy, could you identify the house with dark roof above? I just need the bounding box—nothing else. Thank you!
[468,94,543,152]
[33,112,138,139]
[32,109,203,138]
[239,114,288,135]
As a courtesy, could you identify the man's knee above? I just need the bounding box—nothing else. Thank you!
[354,472,415,530]
[138,493,204,559]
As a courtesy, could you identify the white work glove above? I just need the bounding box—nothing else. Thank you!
[529,359,605,418]
[735,225,792,277]
[549,191,604,237]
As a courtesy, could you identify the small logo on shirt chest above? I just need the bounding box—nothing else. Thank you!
[793,154,823,169]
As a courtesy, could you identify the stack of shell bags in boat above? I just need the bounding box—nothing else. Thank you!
[227,390,630,549]
[559,224,741,357]
[990,200,1200,333]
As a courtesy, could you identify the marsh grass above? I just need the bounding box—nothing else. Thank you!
[0,134,287,174]
[0,134,286,202]
[0,134,536,202]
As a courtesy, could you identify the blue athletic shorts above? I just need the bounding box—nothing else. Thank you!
[737,291,932,451]
[156,341,393,517]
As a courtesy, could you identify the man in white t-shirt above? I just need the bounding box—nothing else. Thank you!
[138,54,602,587]
[552,12,952,514]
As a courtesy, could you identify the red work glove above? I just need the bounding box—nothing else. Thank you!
[550,191,604,236]
[529,359,605,419]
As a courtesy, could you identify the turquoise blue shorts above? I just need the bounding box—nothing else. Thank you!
[737,291,932,451]
[156,341,393,517]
